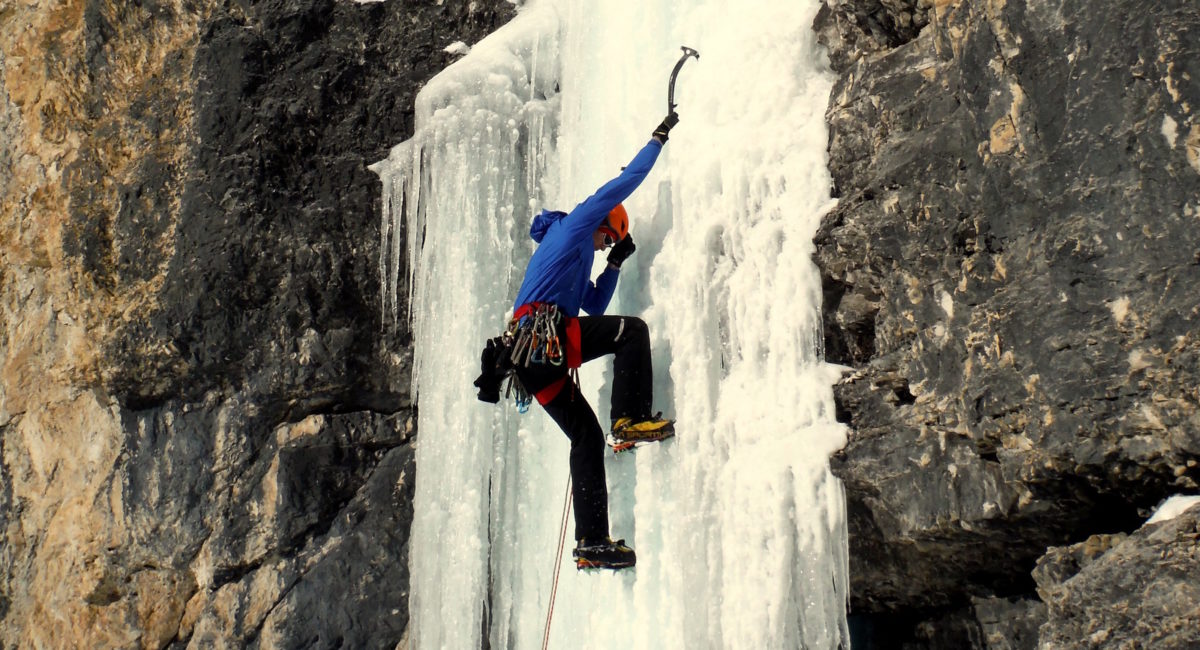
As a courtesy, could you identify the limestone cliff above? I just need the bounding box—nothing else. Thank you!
[0,0,512,647]
[815,0,1199,646]
[5,0,1199,647]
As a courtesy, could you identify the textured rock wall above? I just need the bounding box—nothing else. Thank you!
[1034,505,1200,649]
[815,0,1200,646]
[0,0,513,647]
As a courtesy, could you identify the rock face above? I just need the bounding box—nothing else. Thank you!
[1035,505,1200,649]
[815,0,1200,645]
[6,0,1199,646]
[0,0,512,647]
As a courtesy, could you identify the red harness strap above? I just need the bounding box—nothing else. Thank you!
[513,303,537,321]
[534,376,568,405]
[515,303,581,405]
[533,319,581,405]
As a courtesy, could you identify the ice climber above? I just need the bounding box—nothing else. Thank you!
[474,112,680,570]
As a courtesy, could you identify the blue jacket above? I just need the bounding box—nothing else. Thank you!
[512,139,662,316]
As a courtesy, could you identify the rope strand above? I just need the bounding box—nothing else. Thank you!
[542,476,573,650]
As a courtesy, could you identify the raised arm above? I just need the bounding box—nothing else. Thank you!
[560,139,663,241]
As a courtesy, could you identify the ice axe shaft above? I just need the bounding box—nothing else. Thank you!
[667,46,699,113]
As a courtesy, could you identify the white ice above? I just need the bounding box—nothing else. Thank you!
[371,0,850,648]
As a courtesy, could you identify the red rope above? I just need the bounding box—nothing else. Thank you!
[542,476,573,650]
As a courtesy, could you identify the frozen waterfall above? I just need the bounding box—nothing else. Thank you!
[370,0,851,647]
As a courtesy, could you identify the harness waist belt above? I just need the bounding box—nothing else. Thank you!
[514,302,581,404]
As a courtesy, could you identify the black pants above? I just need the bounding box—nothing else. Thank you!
[514,315,652,541]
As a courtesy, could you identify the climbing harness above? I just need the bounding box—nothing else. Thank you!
[496,303,582,411]
[667,45,700,114]
[497,303,558,412]
[541,475,573,650]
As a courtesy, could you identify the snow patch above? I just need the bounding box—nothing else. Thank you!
[1147,495,1200,524]
[443,41,471,56]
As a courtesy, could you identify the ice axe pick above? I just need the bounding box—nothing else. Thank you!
[667,46,700,113]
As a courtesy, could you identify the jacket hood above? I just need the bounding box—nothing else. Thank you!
[530,209,568,243]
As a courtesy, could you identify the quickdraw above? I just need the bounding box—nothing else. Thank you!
[504,374,532,413]
[505,304,564,369]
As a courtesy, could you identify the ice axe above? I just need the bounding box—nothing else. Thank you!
[667,46,700,113]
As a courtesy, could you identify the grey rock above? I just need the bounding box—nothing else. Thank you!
[816,0,1200,644]
[0,0,513,646]
[1035,506,1200,649]
[850,605,985,650]
[261,445,418,649]
[973,596,1045,650]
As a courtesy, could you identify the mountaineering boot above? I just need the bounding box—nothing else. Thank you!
[573,538,636,570]
[608,413,675,452]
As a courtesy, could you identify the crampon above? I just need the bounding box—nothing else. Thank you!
[607,415,675,454]
[573,538,636,570]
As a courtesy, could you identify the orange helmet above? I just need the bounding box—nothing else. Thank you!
[601,203,629,242]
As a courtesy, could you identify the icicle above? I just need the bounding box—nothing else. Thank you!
[370,2,563,648]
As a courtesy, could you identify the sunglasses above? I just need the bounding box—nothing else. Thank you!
[599,226,620,247]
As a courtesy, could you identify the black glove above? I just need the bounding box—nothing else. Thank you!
[473,337,510,403]
[652,112,680,142]
[607,233,637,268]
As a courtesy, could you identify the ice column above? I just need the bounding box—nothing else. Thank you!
[373,0,851,647]
[546,0,851,648]
[370,4,562,648]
